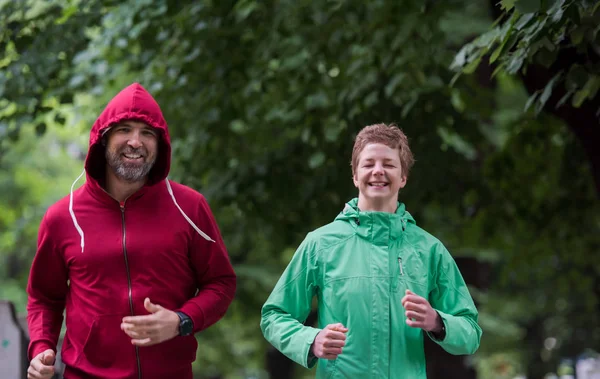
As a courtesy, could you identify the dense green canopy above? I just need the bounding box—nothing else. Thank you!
[1,1,599,378]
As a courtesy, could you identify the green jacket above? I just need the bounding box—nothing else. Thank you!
[261,199,482,378]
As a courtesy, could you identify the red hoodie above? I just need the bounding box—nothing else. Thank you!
[26,83,236,379]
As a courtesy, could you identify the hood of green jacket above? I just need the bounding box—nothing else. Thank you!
[335,198,416,224]
[335,198,416,241]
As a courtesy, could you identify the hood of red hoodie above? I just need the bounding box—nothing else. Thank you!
[85,83,171,186]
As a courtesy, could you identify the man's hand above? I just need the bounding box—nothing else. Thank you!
[311,323,348,360]
[401,289,442,333]
[121,298,180,347]
[27,349,55,379]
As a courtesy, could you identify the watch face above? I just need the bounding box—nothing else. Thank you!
[180,317,193,336]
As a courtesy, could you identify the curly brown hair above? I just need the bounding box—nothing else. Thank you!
[351,123,415,177]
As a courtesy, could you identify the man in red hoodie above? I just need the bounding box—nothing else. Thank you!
[26,83,237,379]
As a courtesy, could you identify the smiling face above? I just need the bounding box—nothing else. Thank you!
[104,120,158,183]
[353,143,407,213]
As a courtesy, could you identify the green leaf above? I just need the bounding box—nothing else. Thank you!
[384,73,406,98]
[565,65,588,91]
[233,0,259,22]
[491,64,504,78]
[571,26,586,44]
[55,5,78,25]
[555,89,575,108]
[592,1,600,16]
[449,72,462,87]
[582,75,600,99]
[515,0,541,14]
[505,50,526,74]
[451,47,468,70]
[490,31,515,63]
[450,89,465,113]
[534,47,558,68]
[475,29,502,50]
[521,20,545,44]
[572,89,588,107]
[546,0,566,22]
[489,20,517,64]
[529,35,556,59]
[524,92,540,112]
[229,120,247,134]
[436,127,477,160]
[514,13,535,31]
[308,152,325,169]
[305,91,330,110]
[571,75,600,107]
[501,0,517,11]
[281,49,310,70]
[324,121,346,142]
[463,55,482,74]
[401,96,418,118]
[364,91,378,107]
[536,72,562,113]
[24,2,56,20]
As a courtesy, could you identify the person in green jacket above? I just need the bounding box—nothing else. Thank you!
[260,123,482,378]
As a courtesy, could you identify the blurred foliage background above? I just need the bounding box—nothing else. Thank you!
[1,0,599,378]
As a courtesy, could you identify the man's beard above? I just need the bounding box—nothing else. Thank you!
[106,147,156,182]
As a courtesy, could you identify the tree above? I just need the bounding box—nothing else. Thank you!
[453,0,600,195]
[452,0,600,376]
[1,1,598,378]
[0,107,87,312]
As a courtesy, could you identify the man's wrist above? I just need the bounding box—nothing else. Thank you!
[30,343,54,362]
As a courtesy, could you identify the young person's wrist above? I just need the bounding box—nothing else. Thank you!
[430,311,446,340]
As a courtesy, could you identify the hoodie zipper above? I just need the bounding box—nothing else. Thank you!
[120,202,142,379]
[398,257,404,276]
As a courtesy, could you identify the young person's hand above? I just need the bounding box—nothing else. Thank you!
[311,323,348,359]
[27,349,55,379]
[401,289,443,333]
[121,298,181,346]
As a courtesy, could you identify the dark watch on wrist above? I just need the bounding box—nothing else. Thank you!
[431,311,446,340]
[176,311,194,336]
[435,324,446,339]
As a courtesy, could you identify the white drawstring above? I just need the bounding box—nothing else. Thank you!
[69,169,86,253]
[69,172,215,253]
[165,179,215,242]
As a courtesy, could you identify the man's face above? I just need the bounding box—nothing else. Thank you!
[353,143,406,210]
[104,120,158,182]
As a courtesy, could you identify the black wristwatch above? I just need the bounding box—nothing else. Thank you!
[176,312,194,336]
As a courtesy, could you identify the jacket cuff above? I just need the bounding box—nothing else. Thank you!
[29,341,55,361]
[305,328,321,368]
[426,310,447,342]
[177,303,206,333]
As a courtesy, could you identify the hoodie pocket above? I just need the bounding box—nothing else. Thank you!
[140,333,197,374]
[79,314,133,369]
